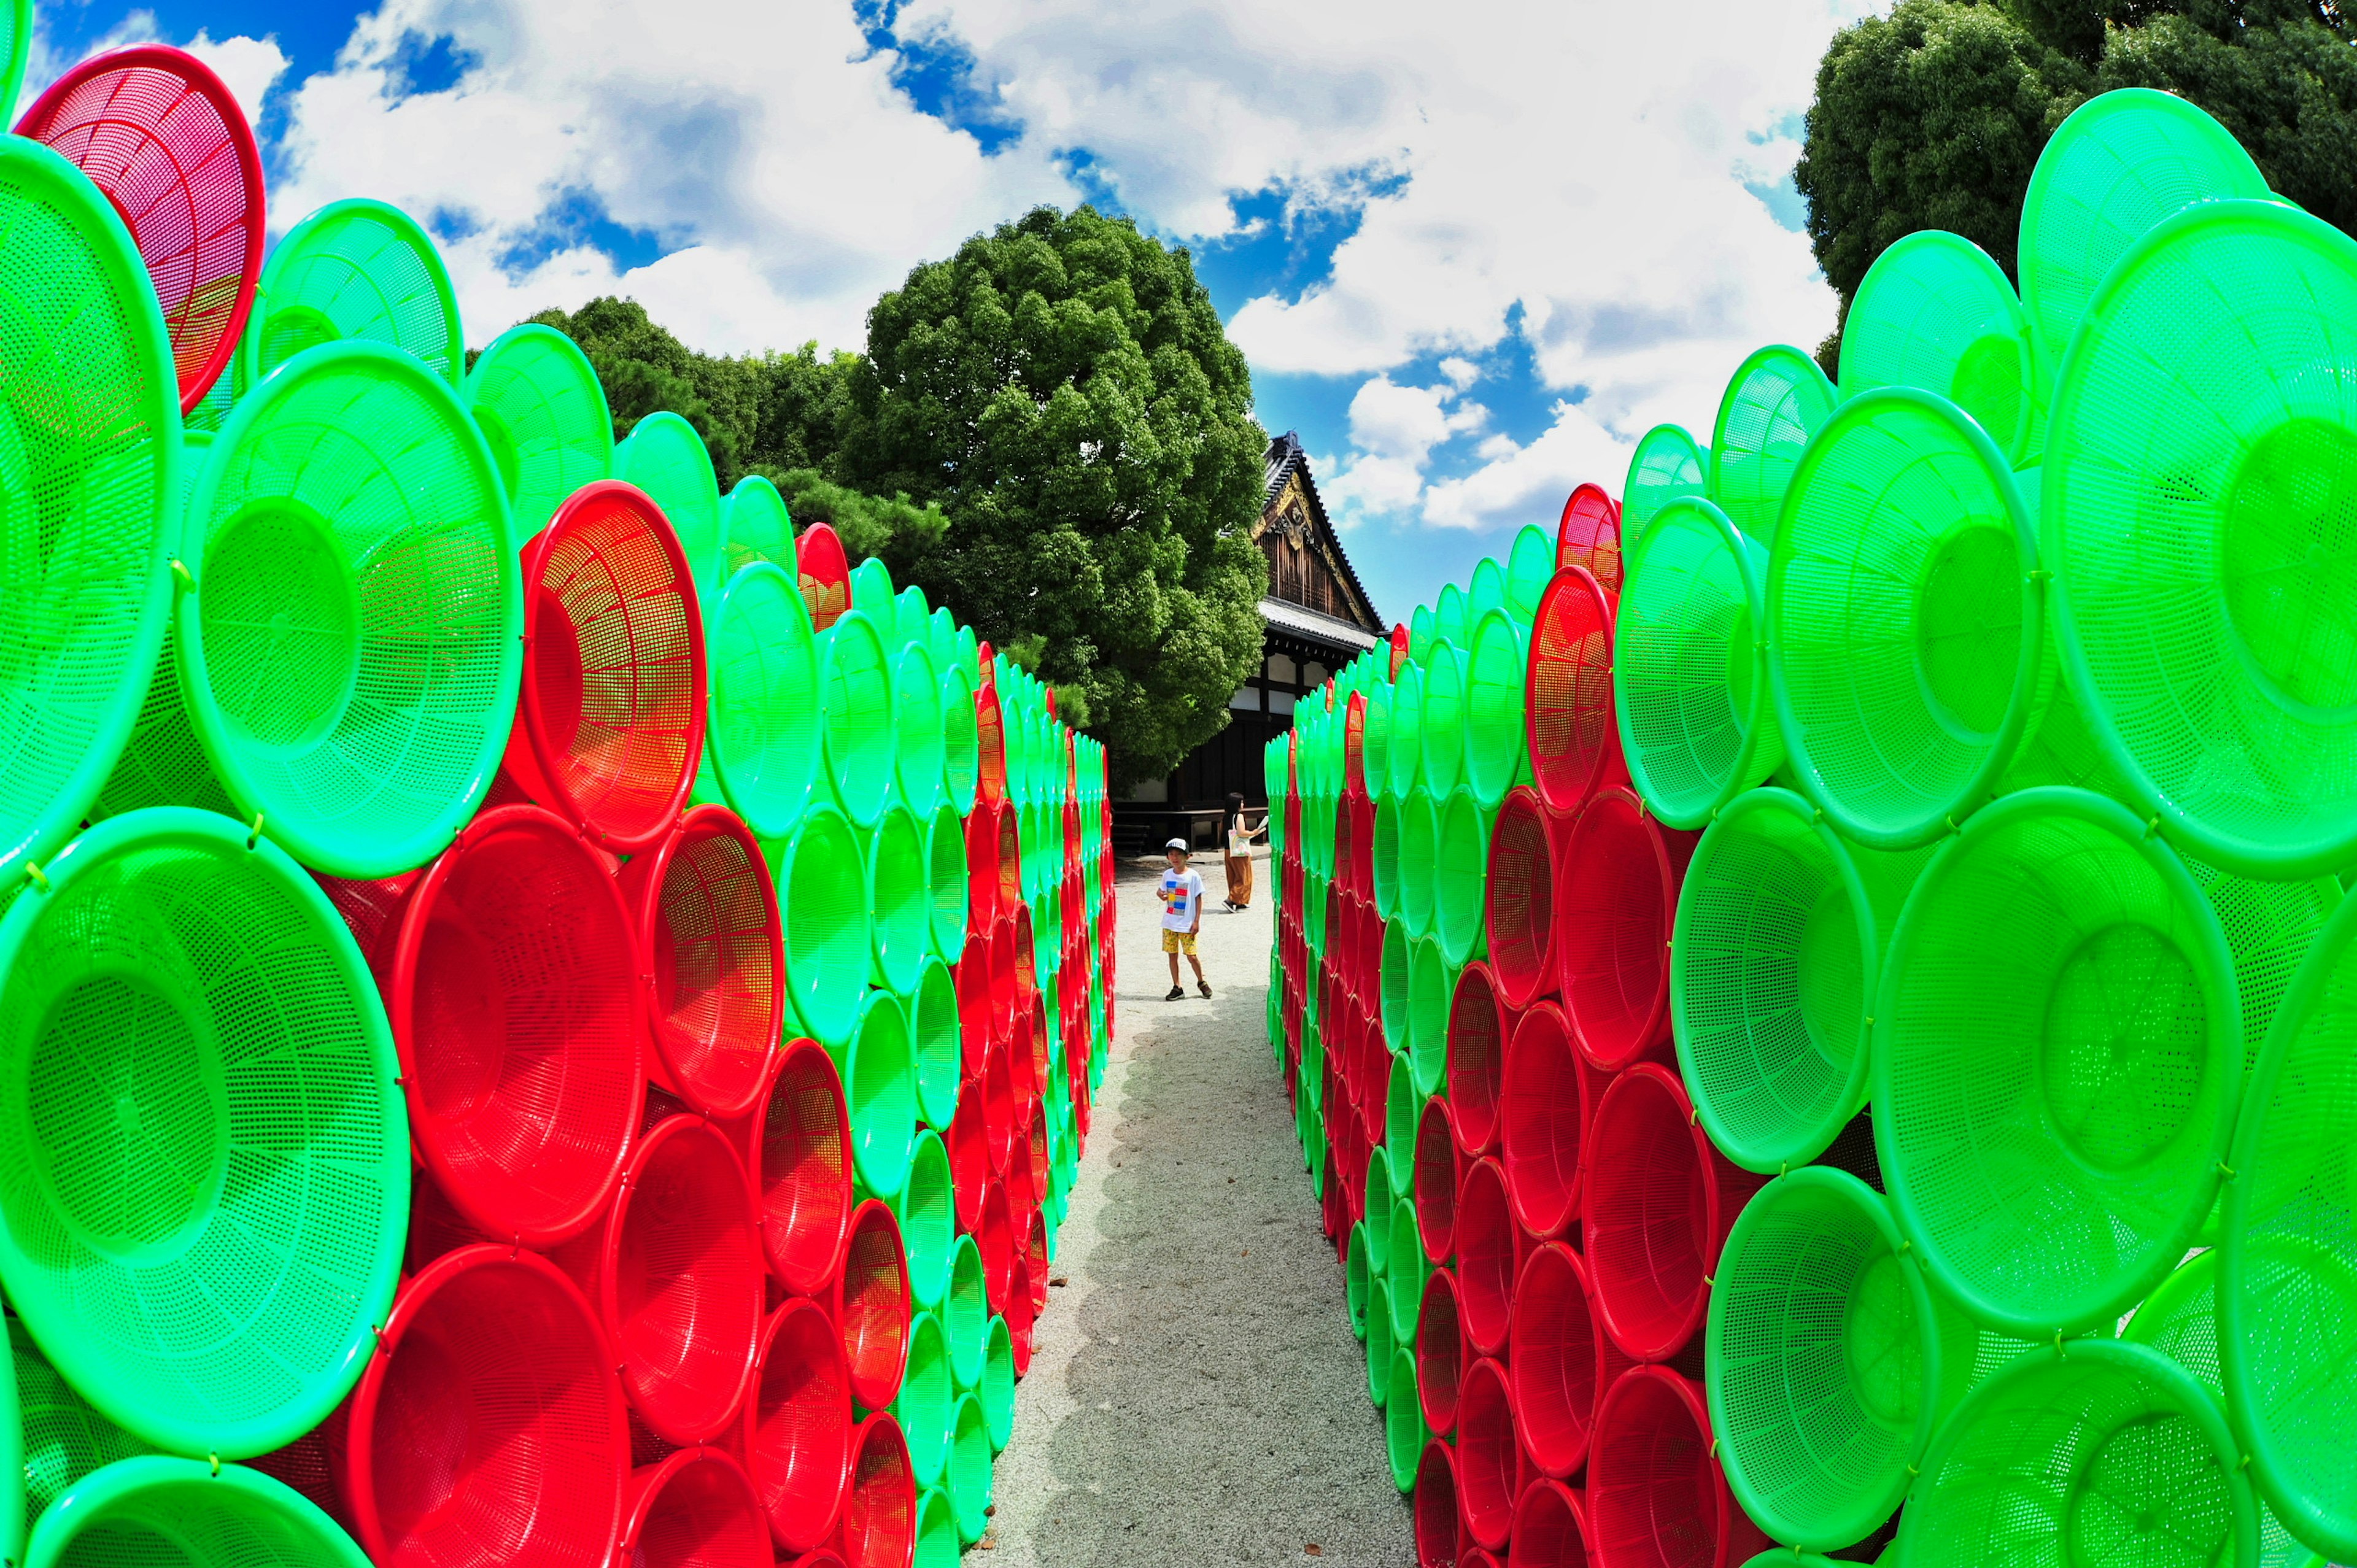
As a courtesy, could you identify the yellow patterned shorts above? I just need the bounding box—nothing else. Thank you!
[1161,929,1197,956]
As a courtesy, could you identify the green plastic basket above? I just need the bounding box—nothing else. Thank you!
[1397,786,1439,943]
[900,1127,954,1310]
[948,1393,992,1542]
[778,801,872,1050]
[1506,525,1555,623]
[980,1316,1015,1450]
[913,1485,954,1568]
[720,472,793,579]
[1434,586,1468,658]
[1674,789,1929,1173]
[2185,859,2340,1076]
[1364,1145,1396,1280]
[0,0,28,124]
[614,411,722,602]
[1367,1275,1394,1407]
[2222,888,2357,1559]
[1371,798,1402,921]
[1623,423,1709,556]
[1871,787,2237,1336]
[1408,606,1434,665]
[0,136,182,891]
[850,557,895,620]
[179,338,519,877]
[26,1456,370,1568]
[845,988,916,1202]
[1898,1339,2256,1568]
[1431,789,1492,971]
[1468,557,1508,626]
[1767,387,2042,848]
[0,807,408,1458]
[1463,609,1529,810]
[1614,496,1782,830]
[1420,641,1466,797]
[1345,1223,1371,1340]
[1708,1168,1970,1551]
[1387,1051,1420,1191]
[1388,659,1425,800]
[1380,922,1414,1057]
[894,644,946,817]
[893,585,932,657]
[703,561,821,841]
[945,1234,986,1389]
[2043,198,2357,878]
[1839,230,2038,466]
[463,322,611,544]
[1712,345,1838,552]
[911,954,961,1129]
[894,1310,952,1489]
[821,610,897,830]
[867,802,929,995]
[940,664,980,817]
[1385,1346,1426,1493]
[2018,87,2267,408]
[12,1318,149,1545]
[1387,1197,1427,1346]
[238,198,462,391]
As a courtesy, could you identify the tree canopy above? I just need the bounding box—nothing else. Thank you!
[527,204,1270,790]
[1796,0,2357,374]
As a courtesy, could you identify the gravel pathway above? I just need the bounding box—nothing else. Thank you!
[980,851,1415,1567]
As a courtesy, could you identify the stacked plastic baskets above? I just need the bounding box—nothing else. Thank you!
[0,25,1115,1568]
[1270,88,2357,1568]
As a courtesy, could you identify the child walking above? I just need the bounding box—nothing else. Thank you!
[1159,838,1211,1000]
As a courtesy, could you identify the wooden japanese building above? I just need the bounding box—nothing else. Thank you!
[1115,431,1386,849]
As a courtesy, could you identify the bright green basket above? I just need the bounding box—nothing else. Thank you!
[1462,609,1528,810]
[1431,788,1491,971]
[0,0,28,124]
[179,339,518,878]
[1614,496,1782,829]
[2018,87,2267,407]
[901,1127,954,1313]
[703,561,821,840]
[945,1234,986,1389]
[26,1456,371,1568]
[1768,387,2043,848]
[1871,787,2237,1336]
[850,557,895,620]
[1387,659,1425,801]
[948,1393,992,1542]
[894,1310,953,1489]
[1408,606,1434,665]
[1839,230,2038,466]
[894,643,946,817]
[1364,1145,1395,1280]
[980,1316,1015,1450]
[613,411,722,602]
[1381,923,1414,1057]
[1397,786,1439,942]
[926,801,969,964]
[1674,789,1930,1173]
[722,473,793,577]
[0,136,182,892]
[1623,423,1709,555]
[0,808,408,1458]
[1708,1168,1971,1551]
[1434,585,1468,656]
[1468,557,1508,625]
[463,322,611,544]
[939,663,980,817]
[867,802,930,995]
[1712,345,1837,552]
[1385,1346,1426,1493]
[845,988,916,1202]
[2222,887,2357,1560]
[1420,641,1466,797]
[1371,797,1402,921]
[238,198,462,390]
[2043,198,2357,878]
[821,610,897,830]
[911,954,962,1130]
[778,801,872,1050]
[914,1486,954,1568]
[1506,525,1554,623]
[12,1317,147,1544]
[1386,1051,1420,1189]
[1897,1339,2256,1568]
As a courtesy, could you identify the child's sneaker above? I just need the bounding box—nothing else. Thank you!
[1165,986,1185,1002]
[1198,981,1213,999]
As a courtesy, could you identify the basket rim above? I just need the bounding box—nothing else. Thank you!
[27,1455,370,1568]
[239,196,463,393]
[1838,229,2032,466]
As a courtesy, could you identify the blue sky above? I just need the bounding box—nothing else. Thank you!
[36,0,1866,626]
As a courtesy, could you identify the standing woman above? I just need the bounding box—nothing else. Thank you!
[1222,791,1266,911]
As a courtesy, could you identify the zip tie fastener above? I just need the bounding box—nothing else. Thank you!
[246,813,264,849]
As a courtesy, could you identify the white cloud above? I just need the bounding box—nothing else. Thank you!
[182,31,290,125]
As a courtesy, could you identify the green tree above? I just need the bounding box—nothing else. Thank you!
[832,204,1270,790]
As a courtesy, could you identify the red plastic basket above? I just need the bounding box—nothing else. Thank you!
[15,44,264,411]
[834,1413,915,1568]
[1026,1116,1053,1250]
[1416,1267,1463,1435]
[1498,1002,1590,1238]
[1510,1477,1592,1568]
[956,938,993,1080]
[988,920,1019,1049]
[1010,902,1037,998]
[622,1447,771,1568]
[1456,1358,1517,1552]
[1588,1365,1772,1568]
[1527,565,1622,821]
[1585,1063,1765,1362]
[621,804,781,1118]
[502,481,706,854]
[745,1299,853,1556]
[555,1113,765,1446]
[1556,482,1623,594]
[964,800,1001,933]
[946,1076,990,1232]
[732,1038,853,1298]
[1447,962,1509,1157]
[837,1199,911,1411]
[1510,1242,1628,1478]
[1455,1157,1516,1359]
[978,1181,1015,1313]
[1004,1106,1039,1221]
[984,1042,1018,1175]
[1484,789,1556,1008]
[1415,1094,1462,1264]
[1414,1440,1460,1568]
[997,820,1024,927]
[1345,691,1369,798]
[344,1245,628,1568]
[1555,787,1691,1070]
[1007,1245,1037,1375]
[385,803,645,1246]
[794,523,850,633]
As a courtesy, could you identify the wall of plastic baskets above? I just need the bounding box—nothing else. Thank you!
[0,29,1115,1568]
[1269,87,2357,1568]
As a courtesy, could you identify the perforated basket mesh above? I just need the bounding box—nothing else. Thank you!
[795,523,851,633]
[1420,640,1466,798]
[1482,789,1551,1010]
[1622,423,1708,555]
[698,560,817,838]
[613,411,721,601]
[0,0,28,123]
[893,643,945,817]
[460,324,611,543]
[1840,230,2037,465]
[1445,963,1506,1157]
[780,803,871,1051]
[1712,345,1838,552]
[182,339,519,877]
[1555,786,1682,1070]
[26,1457,371,1568]
[1455,1356,1516,1551]
[239,199,462,390]
[13,1316,145,1540]
[910,955,962,1131]
[1407,937,1453,1102]
[892,1311,953,1491]
[1497,1002,1585,1238]
[840,1415,915,1568]
[617,805,780,1119]
[713,474,790,579]
[0,809,406,1459]
[1510,1242,1620,1480]
[746,1298,851,1554]
[1525,566,1617,821]
[820,610,896,829]
[932,673,978,828]
[1462,609,1528,810]
[2019,88,2267,407]
[868,803,930,995]
[1770,388,2040,848]
[347,1246,627,1568]
[621,1447,769,1568]
[1396,786,1439,943]
[845,990,917,1201]
[1590,1367,1767,1568]
[1431,787,1491,970]
[2044,199,2357,877]
[743,1038,853,1298]
[1615,497,1781,830]
[1555,483,1622,597]
[1898,1340,2254,1568]
[838,1201,912,1412]
[1874,789,2236,1335]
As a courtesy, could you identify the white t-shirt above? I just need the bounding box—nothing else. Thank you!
[1159,866,1205,931]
